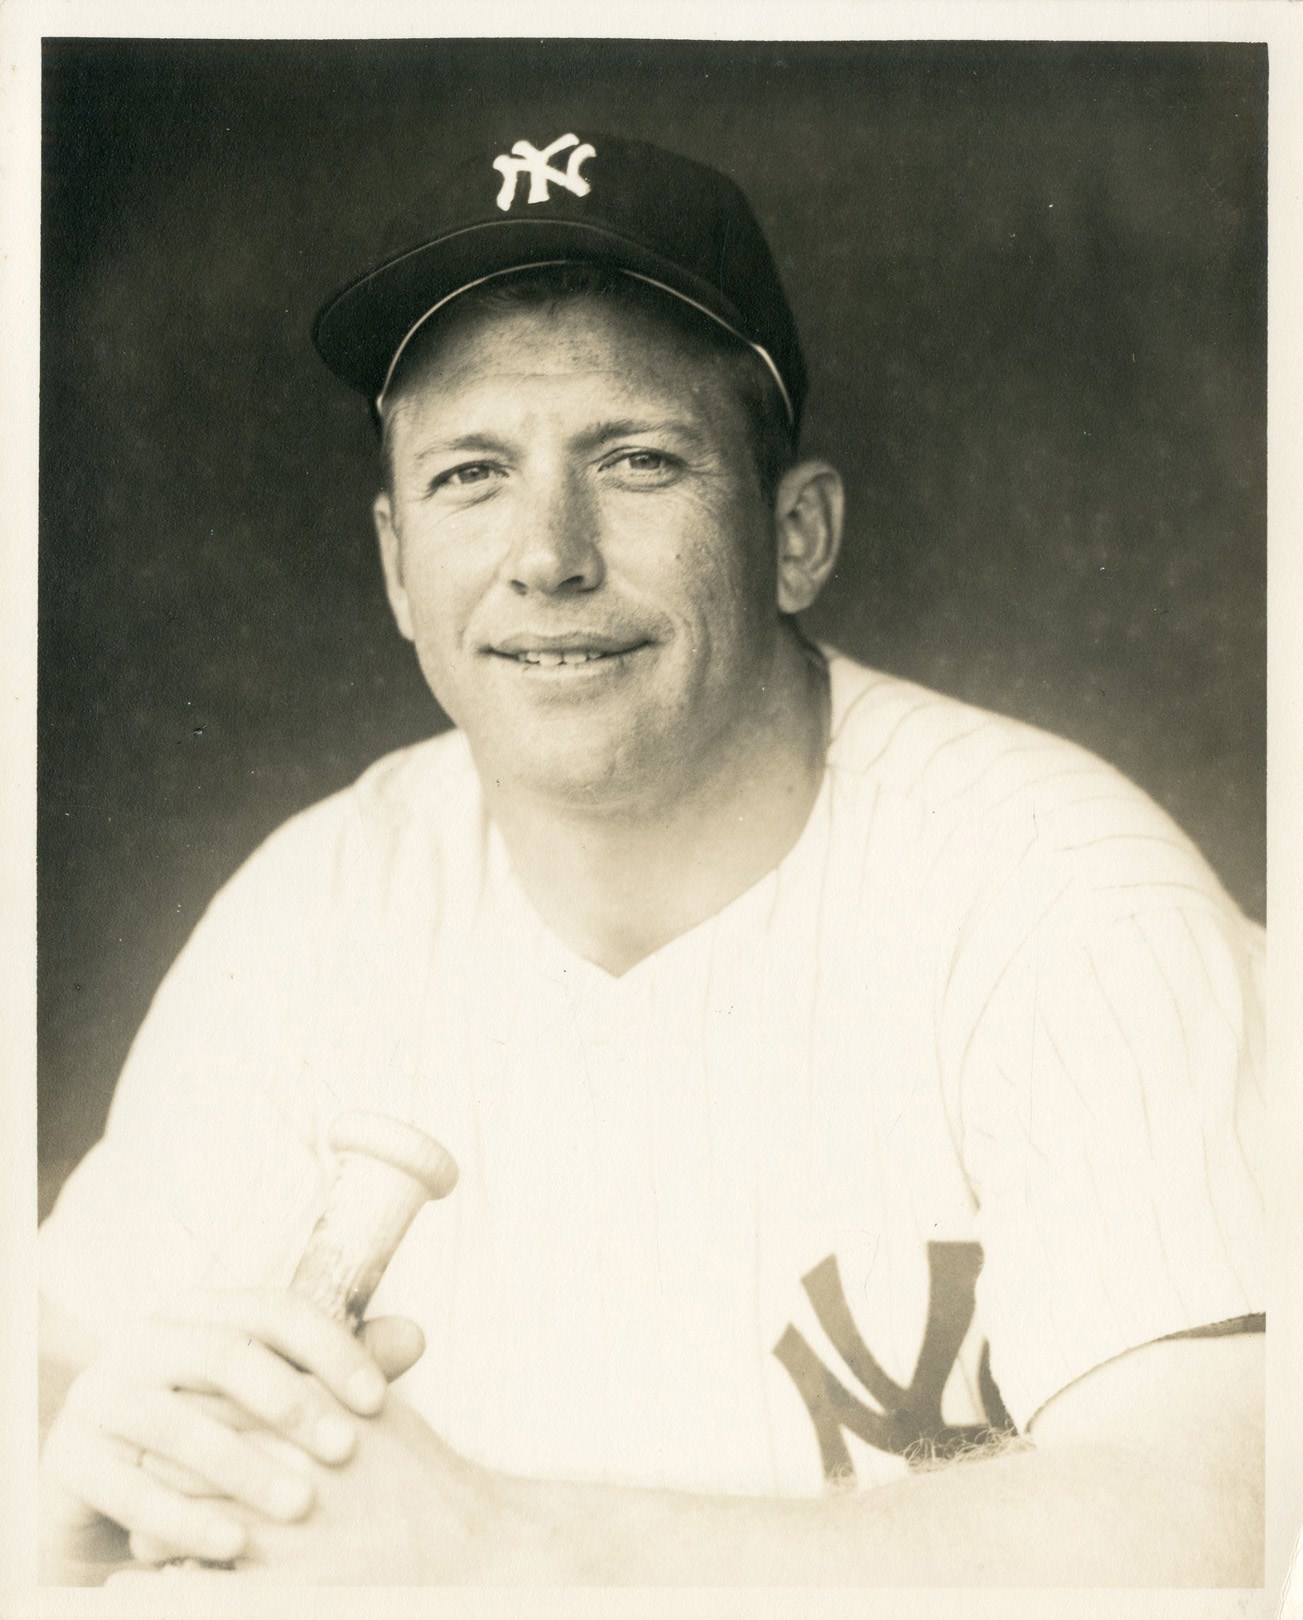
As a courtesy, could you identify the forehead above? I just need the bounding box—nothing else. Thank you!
[383,295,747,438]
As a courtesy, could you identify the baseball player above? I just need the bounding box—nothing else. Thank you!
[38,132,1264,1585]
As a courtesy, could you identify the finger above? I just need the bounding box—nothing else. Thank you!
[140,1452,213,1498]
[107,1563,242,1587]
[243,1426,317,1476]
[182,1388,331,1447]
[358,1316,425,1382]
[173,1390,249,1432]
[138,1427,314,1499]
[43,1421,247,1564]
[85,1387,315,1524]
[161,1290,389,1415]
[93,1323,359,1464]
[129,1528,189,1565]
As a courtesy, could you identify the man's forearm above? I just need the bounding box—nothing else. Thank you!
[492,1330,1264,1587]
[65,1326,1260,1588]
[88,1336,1259,1587]
[514,1431,1261,1587]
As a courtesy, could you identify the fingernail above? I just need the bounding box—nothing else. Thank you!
[314,1412,356,1461]
[203,1518,247,1561]
[345,1365,386,1413]
[269,1473,314,1520]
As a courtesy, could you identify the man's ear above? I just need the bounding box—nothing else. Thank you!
[374,490,415,643]
[772,460,844,615]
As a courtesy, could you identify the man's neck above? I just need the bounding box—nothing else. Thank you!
[485,636,831,978]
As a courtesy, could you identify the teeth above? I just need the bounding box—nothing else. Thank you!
[511,648,611,666]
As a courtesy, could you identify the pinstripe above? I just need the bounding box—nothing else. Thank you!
[752,1209,782,1493]
[980,1110,1078,1381]
[1102,878,1231,902]
[991,1063,1052,1167]
[909,721,1000,789]
[1035,791,1146,817]
[1083,943,1158,1162]
[974,762,1101,820]
[1129,916,1254,1302]
[1028,921,1042,1157]
[1175,909,1266,1128]
[849,777,882,927]
[825,670,889,750]
[1077,1150,1135,1343]
[1038,1017,1097,1123]
[1175,909,1242,1037]
[952,879,1073,1085]
[930,739,1067,810]
[802,794,836,1116]
[851,696,953,775]
[933,829,1037,1004]
[1056,831,1195,856]
[1148,1199,1194,1324]
[1131,912,1264,1216]
[1123,914,1197,1099]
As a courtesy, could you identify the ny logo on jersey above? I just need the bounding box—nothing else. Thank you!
[774,1241,1015,1483]
[492,134,597,213]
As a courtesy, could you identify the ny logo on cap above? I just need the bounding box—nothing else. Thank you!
[493,134,596,213]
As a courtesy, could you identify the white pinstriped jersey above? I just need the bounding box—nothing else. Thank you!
[40,650,1265,1496]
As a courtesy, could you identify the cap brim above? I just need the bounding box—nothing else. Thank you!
[312,217,793,423]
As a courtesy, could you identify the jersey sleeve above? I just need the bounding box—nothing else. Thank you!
[937,765,1266,1434]
[38,809,344,1340]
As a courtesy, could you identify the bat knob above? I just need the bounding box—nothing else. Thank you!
[326,1111,459,1199]
[290,1111,459,1327]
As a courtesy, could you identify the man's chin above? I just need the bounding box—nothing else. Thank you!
[473,726,654,813]
[496,756,638,811]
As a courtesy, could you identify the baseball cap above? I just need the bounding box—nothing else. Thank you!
[312,131,807,431]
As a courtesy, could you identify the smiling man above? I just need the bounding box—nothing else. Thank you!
[38,133,1265,1586]
[371,267,837,977]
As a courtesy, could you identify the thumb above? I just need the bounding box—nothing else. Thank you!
[357,1316,425,1383]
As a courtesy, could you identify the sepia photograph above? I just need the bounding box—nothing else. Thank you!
[7,10,1297,1608]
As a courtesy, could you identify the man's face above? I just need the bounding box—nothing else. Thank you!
[375,296,790,809]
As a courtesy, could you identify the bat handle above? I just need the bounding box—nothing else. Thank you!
[288,1111,459,1331]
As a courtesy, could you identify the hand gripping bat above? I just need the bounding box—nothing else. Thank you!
[151,1110,457,1570]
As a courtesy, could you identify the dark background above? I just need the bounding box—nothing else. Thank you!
[38,39,1267,1217]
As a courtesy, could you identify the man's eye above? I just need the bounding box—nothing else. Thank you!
[607,450,681,481]
[430,462,500,493]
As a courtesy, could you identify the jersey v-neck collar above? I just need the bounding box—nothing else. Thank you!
[479,648,865,995]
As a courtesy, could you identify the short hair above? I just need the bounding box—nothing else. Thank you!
[377,262,798,506]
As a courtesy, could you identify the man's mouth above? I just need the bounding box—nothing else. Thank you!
[486,635,648,668]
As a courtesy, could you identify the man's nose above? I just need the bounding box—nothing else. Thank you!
[506,468,604,596]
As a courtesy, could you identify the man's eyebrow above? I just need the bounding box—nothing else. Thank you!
[580,418,712,450]
[408,434,513,466]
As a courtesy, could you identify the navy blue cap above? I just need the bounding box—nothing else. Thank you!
[312,131,806,431]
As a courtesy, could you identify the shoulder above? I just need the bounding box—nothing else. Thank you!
[200,727,483,933]
[822,648,1228,905]
[826,649,1129,815]
[244,727,477,866]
